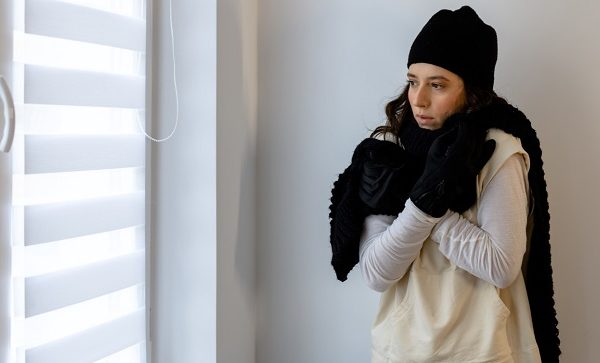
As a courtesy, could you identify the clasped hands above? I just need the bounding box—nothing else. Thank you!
[359,114,496,218]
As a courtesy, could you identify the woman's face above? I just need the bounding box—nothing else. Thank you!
[407,63,467,130]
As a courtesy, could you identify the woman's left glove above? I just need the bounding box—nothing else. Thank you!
[409,117,496,217]
[408,126,460,217]
[447,115,496,213]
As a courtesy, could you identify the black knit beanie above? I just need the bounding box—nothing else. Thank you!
[408,6,498,90]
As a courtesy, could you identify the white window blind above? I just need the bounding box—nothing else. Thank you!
[11,1,147,362]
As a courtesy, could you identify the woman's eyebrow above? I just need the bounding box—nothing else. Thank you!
[406,73,450,82]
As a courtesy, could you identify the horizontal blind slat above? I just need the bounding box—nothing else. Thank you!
[25,135,145,174]
[25,251,144,317]
[25,308,145,363]
[24,192,145,245]
[26,0,146,51]
[25,65,145,108]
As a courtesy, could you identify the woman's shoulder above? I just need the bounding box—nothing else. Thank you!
[481,128,530,188]
[486,128,526,157]
[372,131,399,144]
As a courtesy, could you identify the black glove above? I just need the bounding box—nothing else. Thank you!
[357,139,417,215]
[408,126,459,217]
[447,117,496,213]
[409,119,496,217]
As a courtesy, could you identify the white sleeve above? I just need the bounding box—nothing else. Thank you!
[358,199,442,292]
[430,153,529,288]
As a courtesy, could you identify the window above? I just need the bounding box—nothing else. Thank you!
[10,1,148,361]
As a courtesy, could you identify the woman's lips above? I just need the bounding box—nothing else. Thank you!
[415,114,437,129]
[416,115,433,123]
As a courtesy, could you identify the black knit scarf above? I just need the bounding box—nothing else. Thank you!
[399,113,452,157]
[328,102,560,361]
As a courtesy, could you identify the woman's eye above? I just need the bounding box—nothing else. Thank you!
[407,80,416,86]
[431,83,444,89]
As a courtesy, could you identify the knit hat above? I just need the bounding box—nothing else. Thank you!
[408,6,497,90]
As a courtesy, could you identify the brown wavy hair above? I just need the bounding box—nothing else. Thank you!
[370,83,508,140]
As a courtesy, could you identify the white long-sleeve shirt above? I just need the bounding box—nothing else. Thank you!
[359,153,529,292]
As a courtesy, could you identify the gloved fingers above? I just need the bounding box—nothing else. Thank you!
[359,170,406,211]
[429,126,459,158]
[359,164,398,207]
[358,178,381,208]
[361,165,392,187]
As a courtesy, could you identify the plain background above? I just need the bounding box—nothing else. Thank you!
[149,0,599,362]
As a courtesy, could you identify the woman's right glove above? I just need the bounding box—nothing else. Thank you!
[357,139,419,216]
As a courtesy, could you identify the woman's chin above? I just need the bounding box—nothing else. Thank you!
[416,121,440,130]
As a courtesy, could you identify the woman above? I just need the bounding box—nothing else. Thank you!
[328,6,560,362]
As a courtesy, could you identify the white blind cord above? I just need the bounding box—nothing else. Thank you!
[138,0,179,143]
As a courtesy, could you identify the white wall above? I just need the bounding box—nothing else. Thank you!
[256,1,600,362]
[150,0,258,362]
[216,0,258,362]
[149,0,217,362]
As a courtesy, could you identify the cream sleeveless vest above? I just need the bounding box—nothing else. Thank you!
[371,129,541,363]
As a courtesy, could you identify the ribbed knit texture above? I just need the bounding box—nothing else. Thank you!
[408,5,498,90]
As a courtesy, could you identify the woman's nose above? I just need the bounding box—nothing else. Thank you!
[412,86,429,108]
